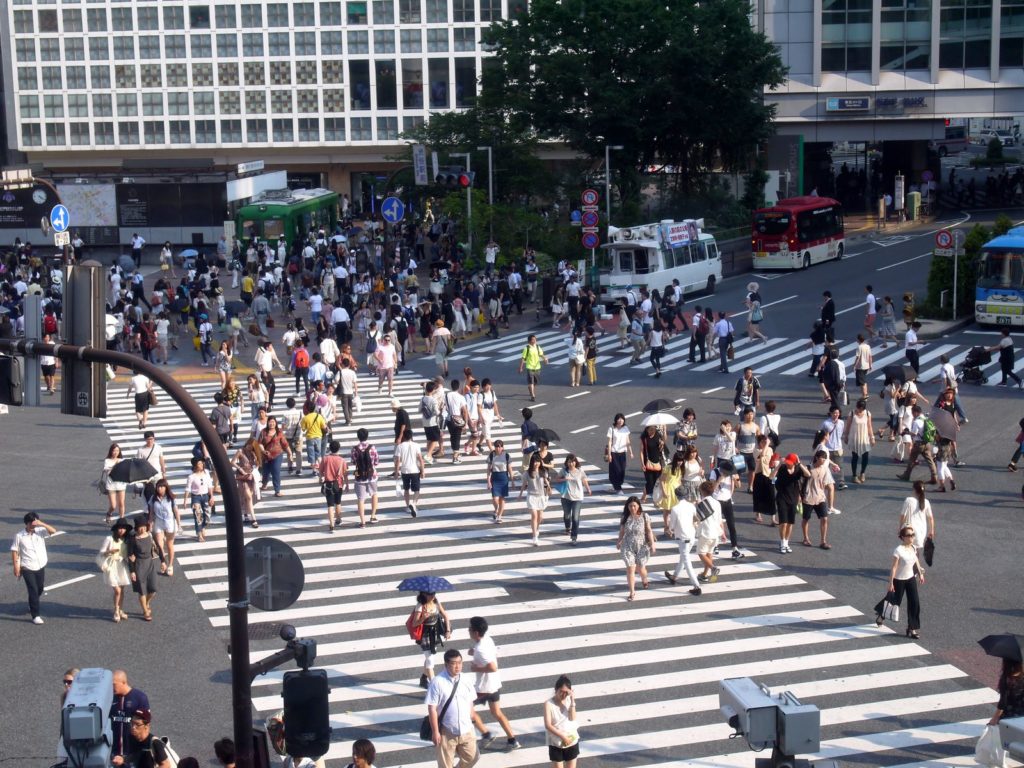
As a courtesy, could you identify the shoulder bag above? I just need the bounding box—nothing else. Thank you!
[419,676,459,741]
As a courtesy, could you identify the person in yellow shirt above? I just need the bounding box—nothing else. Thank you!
[240,274,255,307]
[517,335,549,402]
[300,409,327,472]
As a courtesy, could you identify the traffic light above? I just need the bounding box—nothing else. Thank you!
[458,170,475,188]
[434,166,474,188]
[282,670,331,758]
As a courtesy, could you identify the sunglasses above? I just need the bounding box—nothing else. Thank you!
[901,532,914,538]
[63,679,74,687]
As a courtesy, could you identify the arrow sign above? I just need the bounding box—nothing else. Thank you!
[50,204,70,234]
[381,196,405,224]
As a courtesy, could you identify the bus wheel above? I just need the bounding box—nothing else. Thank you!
[835,243,844,261]
[706,275,716,294]
[802,253,811,270]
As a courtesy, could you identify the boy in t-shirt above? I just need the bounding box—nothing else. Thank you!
[280,397,304,475]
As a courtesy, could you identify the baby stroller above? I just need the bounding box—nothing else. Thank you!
[958,346,991,384]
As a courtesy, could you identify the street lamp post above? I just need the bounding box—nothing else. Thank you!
[604,144,624,232]
[476,146,494,241]
[451,152,472,258]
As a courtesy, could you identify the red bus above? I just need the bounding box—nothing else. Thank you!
[752,197,845,270]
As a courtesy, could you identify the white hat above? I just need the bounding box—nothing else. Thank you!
[747,281,759,292]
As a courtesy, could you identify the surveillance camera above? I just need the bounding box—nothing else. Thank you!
[999,715,1024,762]
[279,624,296,641]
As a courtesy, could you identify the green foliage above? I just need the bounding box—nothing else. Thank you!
[993,214,1014,237]
[986,138,1005,162]
[922,224,987,319]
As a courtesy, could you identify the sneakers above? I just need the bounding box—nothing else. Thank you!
[664,571,677,585]
[731,549,745,559]
[409,504,417,517]
[829,507,842,516]
[532,536,539,546]
[689,587,702,596]
[507,738,521,751]
[712,546,719,555]
[698,573,710,583]
[479,732,495,748]
[32,616,44,625]
[709,567,720,583]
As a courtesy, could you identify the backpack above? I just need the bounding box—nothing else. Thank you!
[42,314,58,335]
[139,323,156,350]
[294,348,310,368]
[149,735,180,768]
[353,445,373,481]
[366,333,378,354]
[420,395,437,421]
[446,335,456,355]
[697,313,710,335]
[921,417,937,444]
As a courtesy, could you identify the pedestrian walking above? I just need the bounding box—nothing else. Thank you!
[102,443,128,523]
[616,496,656,601]
[664,495,702,595]
[259,417,292,497]
[557,455,591,544]
[543,676,579,768]
[708,460,744,560]
[351,428,380,526]
[853,334,873,399]
[486,441,513,524]
[807,320,827,377]
[10,512,57,624]
[604,414,632,494]
[877,295,899,348]
[568,330,585,388]
[395,430,425,517]
[988,327,1023,387]
[904,321,923,375]
[799,450,835,549]
[99,518,133,621]
[752,435,775,525]
[845,398,876,484]
[988,659,1024,725]
[300,405,327,472]
[478,379,502,452]
[874,525,925,639]
[374,334,398,396]
[898,481,935,562]
[584,326,598,384]
[232,438,264,528]
[128,516,163,621]
[183,457,215,542]
[520,453,551,545]
[444,380,469,464]
[745,282,768,343]
[148,478,181,576]
[896,405,938,484]
[694,481,724,583]
[688,305,708,363]
[431,319,453,377]
[468,616,521,751]
[316,440,349,532]
[215,341,233,389]
[639,424,667,503]
[714,312,735,373]
[127,371,155,429]
[518,335,549,402]
[425,650,478,768]
[627,314,646,365]
[772,454,806,553]
[821,290,836,343]
[864,285,877,339]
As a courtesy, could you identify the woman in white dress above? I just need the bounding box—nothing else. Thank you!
[102,443,128,523]
[898,481,935,562]
[478,379,502,453]
[100,518,133,622]
[544,675,580,768]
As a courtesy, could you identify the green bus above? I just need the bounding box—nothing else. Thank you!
[236,188,339,250]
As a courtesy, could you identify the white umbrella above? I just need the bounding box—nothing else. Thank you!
[641,413,680,427]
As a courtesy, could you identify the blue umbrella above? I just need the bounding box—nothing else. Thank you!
[178,249,199,258]
[397,575,454,593]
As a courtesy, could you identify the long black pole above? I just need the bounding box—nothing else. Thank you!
[0,339,255,768]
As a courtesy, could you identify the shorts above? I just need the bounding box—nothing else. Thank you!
[696,536,717,555]
[526,493,547,511]
[355,479,378,500]
[134,393,151,413]
[777,500,798,525]
[738,453,755,472]
[424,425,441,443]
[855,369,868,387]
[549,744,580,763]
[474,690,501,705]
[41,364,56,377]
[865,314,876,328]
[401,473,421,492]
[525,369,540,385]
[490,472,510,498]
[802,501,828,520]
[322,481,343,506]
[152,518,176,534]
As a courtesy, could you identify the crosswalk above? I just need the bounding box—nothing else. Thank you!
[449,327,1018,388]
[101,372,1003,767]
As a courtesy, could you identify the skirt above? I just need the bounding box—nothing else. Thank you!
[752,473,775,515]
[526,494,547,511]
[103,556,131,588]
[132,557,158,595]
[134,393,151,413]
[490,472,510,498]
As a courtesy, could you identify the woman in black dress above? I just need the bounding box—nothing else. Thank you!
[128,517,164,622]
[639,426,667,504]
[989,659,1024,725]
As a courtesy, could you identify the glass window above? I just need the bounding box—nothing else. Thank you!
[65,65,87,89]
[267,3,289,26]
[87,8,106,31]
[295,31,317,55]
[144,120,165,144]
[241,4,263,26]
[70,123,90,146]
[15,40,35,64]
[116,65,136,88]
[426,0,447,22]
[90,65,111,89]
[39,38,60,61]
[22,124,42,147]
[89,37,109,60]
[216,4,236,27]
[13,10,33,33]
[113,37,135,61]
[480,0,502,21]
[402,60,424,107]
[94,122,114,145]
[400,29,422,52]
[170,120,191,144]
[297,89,319,112]
[218,34,238,57]
[375,30,395,53]
[190,6,211,28]
[453,0,474,22]
[429,59,449,107]
[320,1,343,24]
[323,88,345,111]
[373,0,395,23]
[298,118,320,141]
[1002,0,1024,68]
[375,60,397,108]
[111,6,132,30]
[166,63,189,86]
[454,58,476,107]
[243,33,264,56]
[822,0,872,72]
[194,120,216,143]
[348,1,368,23]
[18,68,38,90]
[218,62,240,85]
[165,35,187,58]
[168,92,190,114]
[118,121,140,144]
[377,116,398,141]
[399,0,421,23]
[269,32,290,56]
[324,117,346,141]
[65,38,85,61]
[271,90,293,111]
[427,29,448,52]
[296,61,318,83]
[293,2,315,25]
[194,92,215,114]
[41,66,62,90]
[142,93,163,116]
[246,90,267,113]
[164,6,185,29]
[350,61,371,109]
[137,6,158,29]
[38,9,58,32]
[454,27,474,51]
[221,119,242,142]
[349,30,369,53]
[881,0,931,70]
[139,36,161,59]
[351,117,372,141]
[403,115,424,132]
[245,119,267,142]
[93,94,113,116]
[272,118,294,142]
[192,35,212,57]
[117,93,138,116]
[270,61,292,83]
[46,123,66,146]
[245,62,266,84]
[63,8,83,32]
[940,0,992,68]
[322,31,343,55]
[19,95,39,118]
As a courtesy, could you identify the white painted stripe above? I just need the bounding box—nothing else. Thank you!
[877,251,933,271]
[702,386,724,394]
[607,379,631,387]
[565,390,590,399]
[43,574,94,591]
[674,397,687,402]
[570,424,598,433]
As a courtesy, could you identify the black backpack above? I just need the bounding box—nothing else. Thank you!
[353,445,373,481]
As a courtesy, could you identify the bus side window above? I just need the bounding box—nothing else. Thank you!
[797,211,812,242]
[662,247,674,269]
[673,245,690,266]
[619,251,634,273]
[635,250,650,273]
[690,243,706,263]
[706,242,719,261]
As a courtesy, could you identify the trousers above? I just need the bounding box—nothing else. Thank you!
[672,539,699,588]
[23,567,45,618]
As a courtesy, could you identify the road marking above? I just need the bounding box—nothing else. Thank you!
[674,397,687,403]
[964,330,1003,335]
[735,294,798,316]
[570,424,598,434]
[532,402,547,408]
[625,410,643,418]
[565,390,590,399]
[836,302,865,316]
[608,380,631,387]
[702,386,724,394]
[877,252,932,271]
[44,574,93,591]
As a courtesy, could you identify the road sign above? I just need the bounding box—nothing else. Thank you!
[581,211,599,228]
[581,204,599,213]
[237,160,264,175]
[50,204,70,233]
[582,226,599,233]
[954,229,966,248]
[54,231,70,247]
[581,232,600,249]
[381,197,405,224]
[76,391,89,409]
[935,229,953,249]
[934,247,954,257]
[412,145,428,186]
[581,189,599,206]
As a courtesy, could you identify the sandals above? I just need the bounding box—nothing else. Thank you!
[802,540,813,547]
[627,594,635,602]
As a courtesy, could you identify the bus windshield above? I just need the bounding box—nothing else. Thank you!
[978,249,1024,289]
[754,212,792,236]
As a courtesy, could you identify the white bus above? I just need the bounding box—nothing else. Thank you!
[597,219,721,308]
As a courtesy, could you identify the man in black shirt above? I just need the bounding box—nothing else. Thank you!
[112,709,171,768]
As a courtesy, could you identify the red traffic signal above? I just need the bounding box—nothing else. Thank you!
[458,172,475,188]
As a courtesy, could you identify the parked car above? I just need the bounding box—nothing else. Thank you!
[973,129,1016,147]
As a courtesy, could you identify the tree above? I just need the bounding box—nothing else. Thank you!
[478,0,786,196]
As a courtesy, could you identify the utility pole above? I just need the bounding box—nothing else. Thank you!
[451,152,472,258]
[476,146,494,241]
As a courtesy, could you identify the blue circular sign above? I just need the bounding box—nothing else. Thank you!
[581,232,600,249]
[581,211,599,228]
[570,210,582,222]
[50,204,70,233]
[381,196,405,224]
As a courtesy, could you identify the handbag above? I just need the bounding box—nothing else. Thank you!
[420,675,460,741]
[881,591,901,621]
[148,390,158,407]
[923,536,935,567]
[406,609,424,641]
[975,724,1007,767]
[727,345,735,360]
[751,305,764,323]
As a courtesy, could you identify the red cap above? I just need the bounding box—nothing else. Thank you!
[784,453,799,465]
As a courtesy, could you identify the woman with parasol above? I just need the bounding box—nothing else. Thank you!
[407,586,452,689]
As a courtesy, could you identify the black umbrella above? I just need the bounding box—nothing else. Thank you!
[882,364,917,385]
[643,399,675,414]
[978,634,1024,662]
[108,458,160,483]
[535,428,560,444]
[224,300,248,316]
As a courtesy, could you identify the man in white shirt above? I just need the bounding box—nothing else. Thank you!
[319,335,340,375]
[130,233,145,268]
[10,512,57,623]
[694,481,725,583]
[904,321,922,375]
[935,353,967,422]
[307,289,324,325]
[394,431,425,516]
[468,617,521,751]
[664,497,702,596]
[713,312,735,374]
[307,353,328,388]
[709,460,744,561]
[136,431,168,478]
[820,407,848,490]
[864,285,877,339]
[853,333,873,398]
[484,240,499,274]
[337,358,358,426]
[331,304,351,343]
[426,650,480,768]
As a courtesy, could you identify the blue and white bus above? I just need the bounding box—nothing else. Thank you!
[976,226,1024,326]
